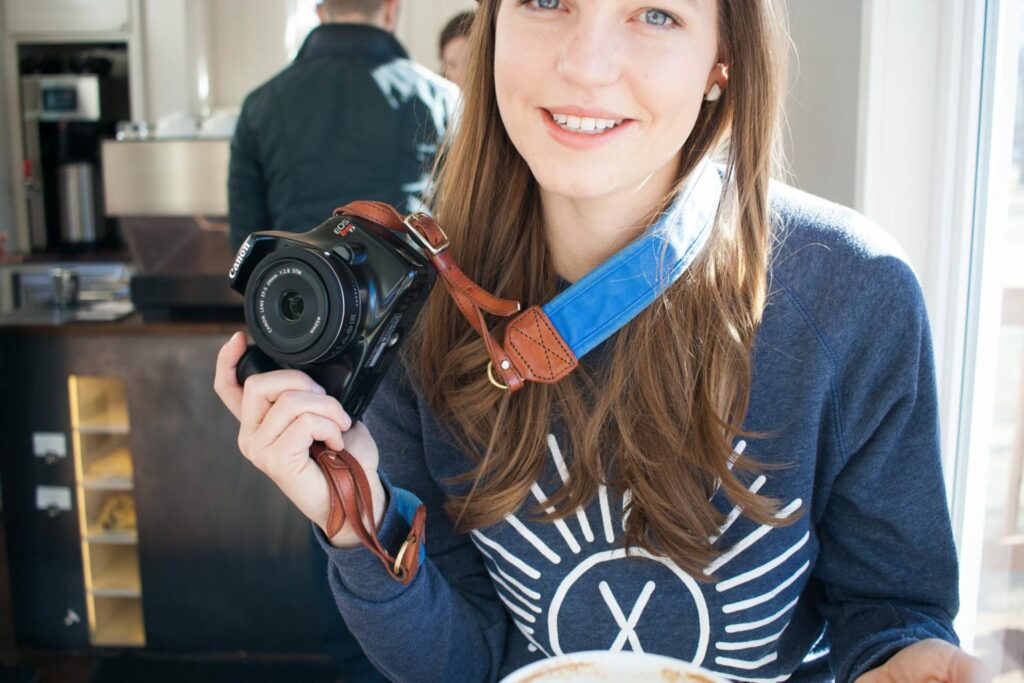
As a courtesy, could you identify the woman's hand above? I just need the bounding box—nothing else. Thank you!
[855,639,990,683]
[213,331,386,549]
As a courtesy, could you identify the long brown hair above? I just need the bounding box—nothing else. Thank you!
[409,0,792,577]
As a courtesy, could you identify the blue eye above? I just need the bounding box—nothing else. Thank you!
[518,0,562,17]
[643,9,677,27]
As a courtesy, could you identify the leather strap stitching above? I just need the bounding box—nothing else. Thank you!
[508,310,574,377]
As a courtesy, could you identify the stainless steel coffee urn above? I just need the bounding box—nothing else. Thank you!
[58,161,104,245]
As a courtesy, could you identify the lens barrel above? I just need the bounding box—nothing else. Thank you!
[243,247,361,364]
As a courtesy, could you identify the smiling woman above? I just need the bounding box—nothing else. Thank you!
[424,0,786,583]
[213,0,988,681]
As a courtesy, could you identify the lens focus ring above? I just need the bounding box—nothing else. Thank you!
[243,247,360,364]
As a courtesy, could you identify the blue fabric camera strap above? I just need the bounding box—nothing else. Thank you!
[489,159,722,391]
[541,159,722,359]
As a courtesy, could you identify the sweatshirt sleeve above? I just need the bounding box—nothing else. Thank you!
[812,257,960,681]
[311,362,509,682]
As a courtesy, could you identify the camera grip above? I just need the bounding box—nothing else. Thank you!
[236,345,284,386]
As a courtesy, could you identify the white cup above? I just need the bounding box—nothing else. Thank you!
[500,651,730,683]
[155,113,199,139]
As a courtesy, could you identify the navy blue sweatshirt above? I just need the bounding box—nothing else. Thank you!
[312,180,959,682]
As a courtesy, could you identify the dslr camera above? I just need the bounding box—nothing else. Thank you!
[228,211,436,420]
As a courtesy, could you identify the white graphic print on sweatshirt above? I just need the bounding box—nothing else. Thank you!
[469,434,809,682]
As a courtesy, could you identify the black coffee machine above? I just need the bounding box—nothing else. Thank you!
[19,45,130,253]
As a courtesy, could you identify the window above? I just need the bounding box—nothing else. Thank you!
[957,0,1024,678]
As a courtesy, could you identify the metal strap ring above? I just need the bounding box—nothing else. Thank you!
[392,538,412,577]
[486,361,509,390]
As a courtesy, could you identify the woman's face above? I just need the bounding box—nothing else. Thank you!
[494,0,722,200]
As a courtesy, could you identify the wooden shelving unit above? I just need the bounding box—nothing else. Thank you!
[68,376,145,647]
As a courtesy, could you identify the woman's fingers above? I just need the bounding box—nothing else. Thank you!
[238,368,327,438]
[214,333,352,446]
[260,413,347,478]
[248,390,352,455]
[213,331,249,420]
[215,335,383,540]
[339,421,379,468]
[256,414,346,529]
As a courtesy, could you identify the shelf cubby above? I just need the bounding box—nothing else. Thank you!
[80,433,134,488]
[91,596,145,647]
[70,376,131,433]
[68,375,146,647]
[89,545,142,597]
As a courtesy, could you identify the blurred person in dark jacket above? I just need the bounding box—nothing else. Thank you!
[226,2,457,681]
[439,10,474,88]
[228,0,459,252]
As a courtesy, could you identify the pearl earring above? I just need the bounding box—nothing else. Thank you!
[705,83,722,102]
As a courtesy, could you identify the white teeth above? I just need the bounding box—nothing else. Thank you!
[548,110,624,134]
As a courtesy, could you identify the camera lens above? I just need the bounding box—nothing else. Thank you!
[244,248,362,363]
[280,290,305,322]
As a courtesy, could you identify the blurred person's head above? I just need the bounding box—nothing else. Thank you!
[316,0,400,31]
[439,11,475,87]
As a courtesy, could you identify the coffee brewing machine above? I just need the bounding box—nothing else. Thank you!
[19,46,130,253]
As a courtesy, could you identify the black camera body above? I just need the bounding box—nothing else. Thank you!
[229,212,436,421]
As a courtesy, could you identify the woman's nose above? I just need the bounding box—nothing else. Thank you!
[554,14,622,89]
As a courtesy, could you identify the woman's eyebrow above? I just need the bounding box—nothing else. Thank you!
[620,0,701,7]
[657,0,703,13]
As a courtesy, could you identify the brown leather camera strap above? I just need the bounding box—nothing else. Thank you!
[312,201,576,584]
[335,201,578,393]
[312,442,425,585]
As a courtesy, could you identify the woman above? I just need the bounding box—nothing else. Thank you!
[214,0,988,680]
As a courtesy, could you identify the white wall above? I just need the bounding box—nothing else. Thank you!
[782,0,864,210]
[141,0,197,121]
[0,32,12,250]
[396,0,476,73]
[207,0,292,112]
[0,14,13,249]
[857,0,954,298]
[140,0,285,120]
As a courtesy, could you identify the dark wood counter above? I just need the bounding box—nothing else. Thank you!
[2,313,243,337]
[0,318,331,654]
